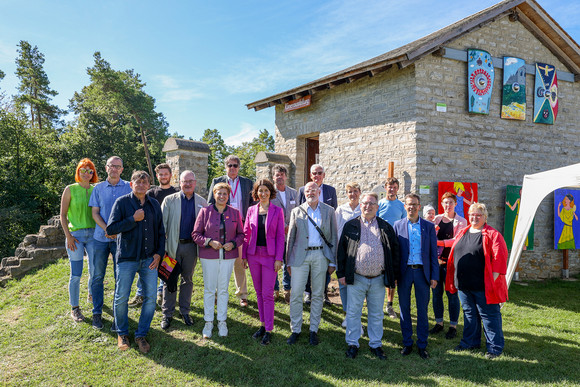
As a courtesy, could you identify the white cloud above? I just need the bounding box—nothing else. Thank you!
[224,123,259,146]
[504,58,519,66]
[152,74,204,102]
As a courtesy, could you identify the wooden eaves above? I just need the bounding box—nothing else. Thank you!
[246,0,580,112]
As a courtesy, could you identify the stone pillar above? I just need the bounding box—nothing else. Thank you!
[254,151,295,188]
[163,138,210,197]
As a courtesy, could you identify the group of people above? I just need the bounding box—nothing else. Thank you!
[60,156,509,359]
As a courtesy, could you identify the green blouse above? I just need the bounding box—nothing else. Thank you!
[67,183,96,231]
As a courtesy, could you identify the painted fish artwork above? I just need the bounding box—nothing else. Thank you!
[468,49,495,114]
[533,62,558,124]
[501,57,526,120]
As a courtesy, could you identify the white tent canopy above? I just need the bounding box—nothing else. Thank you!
[506,163,580,289]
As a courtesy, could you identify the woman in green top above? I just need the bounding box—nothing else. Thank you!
[60,158,98,322]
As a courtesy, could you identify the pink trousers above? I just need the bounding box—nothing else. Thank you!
[248,246,278,331]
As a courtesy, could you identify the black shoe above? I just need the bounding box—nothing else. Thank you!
[253,326,266,339]
[429,324,444,334]
[345,345,358,359]
[485,352,501,359]
[445,327,457,339]
[324,294,332,306]
[453,344,480,352]
[418,347,430,359]
[92,314,103,330]
[161,316,172,330]
[309,331,319,346]
[370,346,387,360]
[400,345,413,356]
[261,332,271,346]
[287,332,300,345]
[180,313,193,326]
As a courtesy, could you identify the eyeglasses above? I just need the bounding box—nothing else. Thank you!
[405,203,420,207]
[311,171,324,176]
[227,164,239,168]
[107,164,123,170]
[360,202,377,206]
[80,168,94,174]
[181,179,196,184]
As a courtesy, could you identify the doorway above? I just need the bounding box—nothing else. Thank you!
[304,136,319,185]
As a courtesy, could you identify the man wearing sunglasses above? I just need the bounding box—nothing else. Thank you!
[207,155,254,307]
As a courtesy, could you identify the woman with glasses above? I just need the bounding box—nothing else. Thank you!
[60,158,98,322]
[193,182,245,339]
[446,202,508,359]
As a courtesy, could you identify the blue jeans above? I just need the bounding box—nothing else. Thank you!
[398,267,431,349]
[114,257,157,338]
[66,229,96,308]
[91,239,117,315]
[458,289,504,355]
[346,274,385,348]
[339,282,348,312]
[432,264,460,325]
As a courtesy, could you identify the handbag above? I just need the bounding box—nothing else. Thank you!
[158,253,182,293]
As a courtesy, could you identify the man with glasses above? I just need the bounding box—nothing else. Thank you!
[298,164,337,305]
[337,192,399,359]
[393,194,438,359]
[89,156,132,330]
[207,155,254,307]
[160,170,207,330]
[377,177,407,319]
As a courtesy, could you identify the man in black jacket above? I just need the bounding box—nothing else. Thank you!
[337,192,399,360]
[107,171,165,354]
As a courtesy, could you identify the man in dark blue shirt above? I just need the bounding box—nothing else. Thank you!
[107,171,165,354]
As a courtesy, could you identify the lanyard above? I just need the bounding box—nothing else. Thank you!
[230,178,240,200]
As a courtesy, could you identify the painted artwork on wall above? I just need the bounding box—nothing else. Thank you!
[505,185,534,250]
[438,182,478,219]
[554,188,579,250]
[501,57,526,120]
[533,62,558,124]
[468,49,495,115]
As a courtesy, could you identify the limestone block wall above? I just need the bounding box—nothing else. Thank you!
[413,16,580,279]
[275,66,419,204]
[163,138,210,198]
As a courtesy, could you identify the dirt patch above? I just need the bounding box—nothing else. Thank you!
[0,305,25,326]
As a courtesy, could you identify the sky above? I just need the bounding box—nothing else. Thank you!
[1,0,579,146]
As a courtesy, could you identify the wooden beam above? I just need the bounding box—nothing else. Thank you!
[516,8,580,75]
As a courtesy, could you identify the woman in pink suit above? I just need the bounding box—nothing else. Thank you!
[242,179,285,345]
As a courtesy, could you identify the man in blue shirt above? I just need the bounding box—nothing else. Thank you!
[393,193,438,359]
[377,177,406,319]
[89,156,132,330]
[107,171,165,354]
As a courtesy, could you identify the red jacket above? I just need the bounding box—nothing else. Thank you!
[446,224,508,304]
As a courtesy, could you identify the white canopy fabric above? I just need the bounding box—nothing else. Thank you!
[506,163,580,289]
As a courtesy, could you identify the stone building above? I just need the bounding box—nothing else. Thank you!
[246,0,580,280]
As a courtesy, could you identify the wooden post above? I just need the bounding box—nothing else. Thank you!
[388,161,394,178]
[563,250,569,279]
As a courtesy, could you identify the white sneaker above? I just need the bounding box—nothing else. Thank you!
[202,321,213,339]
[341,318,347,328]
[218,321,228,337]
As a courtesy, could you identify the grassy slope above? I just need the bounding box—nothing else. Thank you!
[0,258,578,386]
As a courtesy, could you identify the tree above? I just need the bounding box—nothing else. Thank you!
[201,129,231,188]
[14,40,62,132]
[64,52,169,180]
[232,129,275,181]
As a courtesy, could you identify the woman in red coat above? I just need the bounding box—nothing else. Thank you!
[242,179,285,345]
[446,202,508,359]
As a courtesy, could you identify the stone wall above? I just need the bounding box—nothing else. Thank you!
[0,216,66,286]
[163,138,210,197]
[413,15,579,279]
[275,65,419,205]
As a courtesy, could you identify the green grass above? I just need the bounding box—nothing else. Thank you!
[0,258,579,386]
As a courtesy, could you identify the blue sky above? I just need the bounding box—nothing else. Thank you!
[1,0,578,145]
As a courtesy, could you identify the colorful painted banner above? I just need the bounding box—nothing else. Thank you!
[505,185,534,250]
[554,188,579,250]
[533,62,558,124]
[468,49,494,114]
[437,182,478,219]
[501,57,526,120]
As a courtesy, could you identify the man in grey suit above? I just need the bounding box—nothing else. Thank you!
[286,182,337,346]
[270,164,298,303]
[160,170,208,330]
[207,155,254,307]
